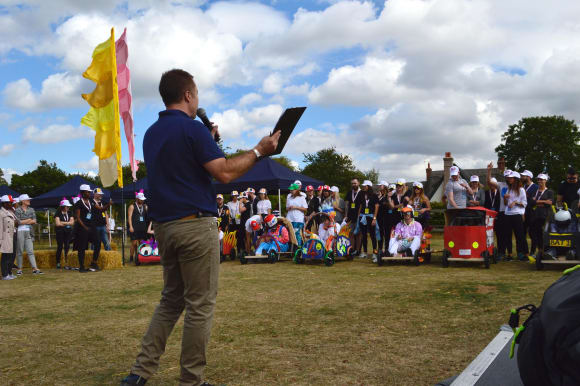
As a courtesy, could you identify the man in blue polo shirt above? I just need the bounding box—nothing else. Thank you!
[122,69,280,386]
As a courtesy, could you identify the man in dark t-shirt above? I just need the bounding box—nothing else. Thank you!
[122,69,280,386]
[557,167,580,208]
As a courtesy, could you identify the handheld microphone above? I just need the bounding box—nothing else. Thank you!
[196,108,220,142]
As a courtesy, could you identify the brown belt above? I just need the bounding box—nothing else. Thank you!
[181,213,200,220]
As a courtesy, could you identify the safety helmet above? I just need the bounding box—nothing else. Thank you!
[306,185,314,192]
[250,220,261,231]
[317,185,324,191]
[554,209,572,229]
[401,205,413,215]
[323,185,331,191]
[259,188,267,194]
[265,214,277,228]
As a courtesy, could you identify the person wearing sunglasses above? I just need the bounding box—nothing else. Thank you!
[409,182,431,228]
[557,167,579,208]
[466,175,485,207]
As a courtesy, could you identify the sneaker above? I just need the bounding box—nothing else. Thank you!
[372,255,378,263]
[16,270,22,276]
[32,270,44,275]
[8,274,17,279]
[120,373,147,385]
[2,275,14,280]
[90,262,100,271]
[360,252,367,258]
[504,255,513,262]
[64,266,71,270]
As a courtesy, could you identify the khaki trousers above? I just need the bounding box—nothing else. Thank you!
[132,217,220,386]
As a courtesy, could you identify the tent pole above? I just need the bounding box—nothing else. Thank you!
[278,189,281,213]
[122,188,125,266]
[47,210,51,247]
[109,205,113,250]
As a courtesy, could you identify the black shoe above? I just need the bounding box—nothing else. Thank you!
[79,267,88,273]
[121,373,147,385]
[504,255,513,262]
[89,262,100,271]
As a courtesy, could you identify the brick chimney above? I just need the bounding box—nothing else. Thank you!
[497,157,506,172]
[426,162,432,181]
[443,152,454,187]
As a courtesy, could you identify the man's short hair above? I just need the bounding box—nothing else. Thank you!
[159,69,196,106]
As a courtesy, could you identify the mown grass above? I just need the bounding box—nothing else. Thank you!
[0,234,566,386]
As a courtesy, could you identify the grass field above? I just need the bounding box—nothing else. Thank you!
[0,234,567,386]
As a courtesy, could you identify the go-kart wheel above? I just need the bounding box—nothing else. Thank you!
[442,250,450,268]
[294,249,303,264]
[413,250,420,266]
[134,254,141,266]
[536,251,544,270]
[240,251,248,265]
[324,251,334,266]
[483,251,490,269]
[268,250,278,264]
[492,247,498,264]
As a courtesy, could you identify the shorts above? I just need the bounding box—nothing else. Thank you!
[130,230,148,241]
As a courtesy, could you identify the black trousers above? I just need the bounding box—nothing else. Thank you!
[360,220,377,253]
[524,210,534,253]
[55,228,72,265]
[506,214,527,255]
[497,212,513,255]
[235,223,245,252]
[1,233,16,277]
[530,216,546,254]
[377,216,389,251]
[77,227,100,268]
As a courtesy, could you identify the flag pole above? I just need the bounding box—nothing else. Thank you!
[121,187,125,265]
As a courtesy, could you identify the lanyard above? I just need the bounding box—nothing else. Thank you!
[490,190,497,208]
[218,206,225,216]
[135,203,143,216]
[535,189,545,201]
[81,198,91,212]
[351,189,360,202]
[365,198,369,208]
[63,212,69,222]
[525,183,534,193]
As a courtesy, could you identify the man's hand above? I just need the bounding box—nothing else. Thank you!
[487,162,493,170]
[211,123,219,140]
[255,131,281,157]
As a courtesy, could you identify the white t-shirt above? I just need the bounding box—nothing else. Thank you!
[286,195,308,223]
[245,215,262,233]
[227,201,241,224]
[318,222,341,245]
[257,199,271,215]
[504,187,527,216]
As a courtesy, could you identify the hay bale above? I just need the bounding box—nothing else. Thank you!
[21,249,123,270]
[109,241,118,251]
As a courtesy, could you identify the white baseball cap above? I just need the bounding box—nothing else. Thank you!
[511,171,521,179]
[362,180,373,187]
[59,199,72,207]
[413,181,423,189]
[330,186,339,193]
[388,184,396,190]
[521,170,533,178]
[259,188,267,194]
[537,173,549,181]
[79,184,91,192]
[490,177,498,184]
[216,194,224,200]
[378,180,388,187]
[231,190,239,196]
[294,180,302,186]
[13,197,19,203]
[1,195,13,203]
[449,166,459,176]
[136,192,146,200]
[93,187,104,195]
[503,169,512,177]
[396,178,406,185]
[72,196,81,204]
[18,194,31,201]
[470,175,480,182]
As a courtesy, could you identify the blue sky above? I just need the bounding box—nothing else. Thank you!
[2,0,580,185]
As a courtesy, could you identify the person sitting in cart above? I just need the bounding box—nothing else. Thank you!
[255,214,290,255]
[388,206,423,257]
[545,207,578,260]
[318,212,341,248]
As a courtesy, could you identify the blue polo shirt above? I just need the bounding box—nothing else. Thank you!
[143,109,225,222]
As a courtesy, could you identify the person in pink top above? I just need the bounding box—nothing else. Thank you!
[255,214,290,255]
[388,206,423,257]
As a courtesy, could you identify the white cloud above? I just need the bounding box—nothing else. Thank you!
[22,124,93,144]
[74,155,99,171]
[262,73,284,94]
[0,144,15,156]
[238,92,263,106]
[1,168,19,184]
[210,104,283,140]
[3,73,83,112]
[283,82,310,96]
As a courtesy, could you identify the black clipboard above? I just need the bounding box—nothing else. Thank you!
[270,107,306,156]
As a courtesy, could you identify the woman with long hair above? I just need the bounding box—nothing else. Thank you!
[503,171,528,261]
[376,181,390,256]
[256,188,272,216]
[409,182,431,228]
[528,174,553,260]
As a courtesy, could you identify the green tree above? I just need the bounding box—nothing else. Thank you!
[10,160,69,197]
[272,156,297,171]
[495,116,580,188]
[301,147,365,193]
[0,169,7,185]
